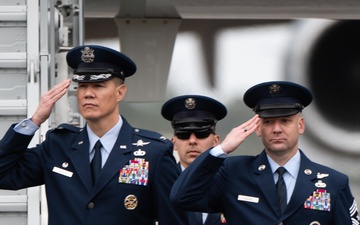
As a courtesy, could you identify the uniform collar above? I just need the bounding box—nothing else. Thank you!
[87,115,123,154]
[267,150,300,180]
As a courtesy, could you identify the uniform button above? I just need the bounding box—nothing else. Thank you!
[88,202,95,209]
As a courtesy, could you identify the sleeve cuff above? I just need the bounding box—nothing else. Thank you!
[209,145,228,158]
[14,118,39,135]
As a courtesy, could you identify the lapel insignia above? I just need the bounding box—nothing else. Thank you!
[62,162,69,168]
[258,164,266,171]
[124,194,138,210]
[134,149,146,156]
[78,141,83,145]
[317,173,329,179]
[119,158,149,186]
[132,139,150,147]
[160,136,167,140]
[304,169,312,175]
[315,180,327,188]
[120,145,127,149]
[304,189,330,211]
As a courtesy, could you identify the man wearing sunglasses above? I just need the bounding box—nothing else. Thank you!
[170,81,360,225]
[162,95,227,225]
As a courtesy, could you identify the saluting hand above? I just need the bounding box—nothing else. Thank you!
[30,79,71,126]
[220,114,259,154]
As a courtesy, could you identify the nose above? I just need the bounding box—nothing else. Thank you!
[272,121,282,133]
[83,86,95,98]
[188,133,198,143]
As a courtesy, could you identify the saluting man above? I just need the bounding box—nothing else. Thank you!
[0,45,187,225]
[170,81,360,225]
[162,95,227,225]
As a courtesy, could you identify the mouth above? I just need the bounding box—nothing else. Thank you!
[270,138,286,142]
[187,150,200,156]
[83,103,96,107]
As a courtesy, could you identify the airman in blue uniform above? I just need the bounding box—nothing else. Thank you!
[170,81,360,225]
[162,95,227,225]
[0,45,187,225]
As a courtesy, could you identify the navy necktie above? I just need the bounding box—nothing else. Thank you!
[276,167,287,213]
[91,140,102,184]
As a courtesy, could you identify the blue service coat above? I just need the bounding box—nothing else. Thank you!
[0,117,187,225]
[171,149,359,225]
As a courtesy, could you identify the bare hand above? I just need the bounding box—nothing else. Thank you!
[220,114,259,154]
[31,79,71,126]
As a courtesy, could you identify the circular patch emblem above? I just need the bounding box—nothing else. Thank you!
[124,194,138,210]
[304,169,312,175]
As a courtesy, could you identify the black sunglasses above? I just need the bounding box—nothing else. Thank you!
[175,129,215,140]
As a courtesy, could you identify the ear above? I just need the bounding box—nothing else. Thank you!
[298,117,305,134]
[213,134,220,146]
[116,84,127,102]
[171,137,178,151]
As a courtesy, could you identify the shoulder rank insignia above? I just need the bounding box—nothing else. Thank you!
[132,139,150,147]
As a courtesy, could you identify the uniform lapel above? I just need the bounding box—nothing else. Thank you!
[252,150,282,217]
[281,150,317,220]
[187,211,203,225]
[70,127,93,194]
[204,213,220,225]
[91,119,134,195]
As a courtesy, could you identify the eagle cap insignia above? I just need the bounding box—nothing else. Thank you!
[185,98,196,109]
[268,84,281,95]
[80,46,95,63]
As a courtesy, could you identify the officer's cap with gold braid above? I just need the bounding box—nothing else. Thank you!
[66,45,136,82]
[244,81,313,118]
[161,95,227,131]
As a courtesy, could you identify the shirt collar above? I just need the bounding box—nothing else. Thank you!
[267,150,300,179]
[87,115,123,153]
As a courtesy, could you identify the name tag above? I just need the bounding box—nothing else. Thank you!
[238,195,259,203]
[52,166,73,177]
